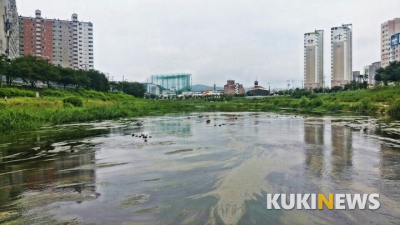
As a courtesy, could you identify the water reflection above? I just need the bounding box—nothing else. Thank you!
[0,124,107,216]
[331,125,353,181]
[0,114,400,224]
[304,123,325,178]
[379,143,400,180]
[149,118,191,136]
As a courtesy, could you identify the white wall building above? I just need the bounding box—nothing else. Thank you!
[331,24,353,87]
[71,14,94,70]
[304,30,324,89]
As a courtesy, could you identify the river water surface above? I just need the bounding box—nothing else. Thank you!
[1,112,400,224]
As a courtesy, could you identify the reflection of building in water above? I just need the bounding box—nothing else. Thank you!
[54,151,96,192]
[305,124,324,145]
[379,143,400,180]
[0,148,96,208]
[304,124,325,177]
[331,125,353,179]
[150,120,191,135]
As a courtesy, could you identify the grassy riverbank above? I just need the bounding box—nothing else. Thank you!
[0,87,193,132]
[1,86,400,132]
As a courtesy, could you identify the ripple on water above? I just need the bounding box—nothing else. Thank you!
[120,194,150,209]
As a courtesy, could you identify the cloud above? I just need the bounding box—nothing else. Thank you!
[17,0,400,88]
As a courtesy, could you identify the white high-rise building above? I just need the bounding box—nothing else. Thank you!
[72,14,94,70]
[331,24,353,87]
[304,30,324,89]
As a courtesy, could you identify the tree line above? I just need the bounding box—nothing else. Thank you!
[0,54,145,97]
[375,61,400,85]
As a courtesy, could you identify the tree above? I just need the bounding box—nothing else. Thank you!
[0,54,10,86]
[375,67,385,85]
[87,69,109,92]
[37,58,60,88]
[8,55,59,87]
[58,66,77,89]
[8,56,33,86]
[374,62,400,86]
[121,81,146,97]
[75,69,91,88]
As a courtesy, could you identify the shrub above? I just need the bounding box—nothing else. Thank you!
[63,97,83,107]
[299,96,309,108]
[225,95,233,101]
[63,102,74,108]
[0,87,36,97]
[388,99,400,116]
[289,101,299,108]
[326,101,342,112]
[41,89,67,97]
[308,97,324,108]
[351,98,379,113]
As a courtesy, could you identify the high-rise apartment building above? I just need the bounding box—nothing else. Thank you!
[304,30,324,89]
[381,18,400,68]
[0,0,19,59]
[331,24,352,87]
[19,10,93,70]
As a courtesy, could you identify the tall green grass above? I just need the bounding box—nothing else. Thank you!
[2,85,400,132]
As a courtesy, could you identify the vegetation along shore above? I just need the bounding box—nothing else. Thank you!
[1,55,400,132]
[1,85,400,132]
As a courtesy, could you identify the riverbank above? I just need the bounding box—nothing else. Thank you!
[1,86,400,132]
[0,87,194,132]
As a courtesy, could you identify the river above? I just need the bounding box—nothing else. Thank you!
[1,112,400,224]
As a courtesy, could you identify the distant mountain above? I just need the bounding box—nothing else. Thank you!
[191,84,223,92]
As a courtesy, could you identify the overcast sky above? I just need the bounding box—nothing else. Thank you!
[18,0,400,88]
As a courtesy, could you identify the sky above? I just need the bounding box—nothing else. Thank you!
[18,0,400,89]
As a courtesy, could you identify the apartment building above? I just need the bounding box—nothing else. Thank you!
[331,24,352,87]
[0,0,19,59]
[381,18,400,68]
[304,30,324,89]
[364,62,381,84]
[19,10,93,70]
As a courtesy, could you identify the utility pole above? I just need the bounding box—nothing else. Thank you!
[3,5,13,86]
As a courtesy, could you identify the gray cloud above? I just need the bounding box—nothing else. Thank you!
[18,0,400,88]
